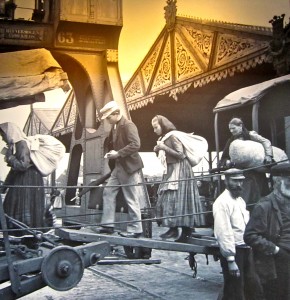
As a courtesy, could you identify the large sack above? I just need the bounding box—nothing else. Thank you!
[169,131,208,167]
[27,134,66,176]
[229,139,288,168]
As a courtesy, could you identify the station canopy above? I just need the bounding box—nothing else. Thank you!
[214,74,290,113]
[0,48,69,109]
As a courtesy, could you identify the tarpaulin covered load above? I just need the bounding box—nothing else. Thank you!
[213,74,290,112]
[0,48,69,109]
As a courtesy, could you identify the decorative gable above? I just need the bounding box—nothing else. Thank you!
[214,33,269,68]
[175,34,203,82]
[151,37,172,91]
[181,25,214,65]
[141,38,163,90]
[125,14,272,110]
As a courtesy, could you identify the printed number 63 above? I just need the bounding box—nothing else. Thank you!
[57,32,74,44]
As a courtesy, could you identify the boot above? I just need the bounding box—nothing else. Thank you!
[175,227,193,243]
[160,227,179,239]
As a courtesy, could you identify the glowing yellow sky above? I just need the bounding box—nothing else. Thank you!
[119,0,290,83]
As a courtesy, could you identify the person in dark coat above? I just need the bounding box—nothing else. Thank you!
[0,122,46,235]
[96,101,144,238]
[244,163,290,300]
[220,117,273,211]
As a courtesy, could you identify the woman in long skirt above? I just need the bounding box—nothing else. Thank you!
[0,122,46,235]
[151,115,205,242]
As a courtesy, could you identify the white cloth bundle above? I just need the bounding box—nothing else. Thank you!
[27,134,66,176]
[159,130,208,169]
[229,139,288,168]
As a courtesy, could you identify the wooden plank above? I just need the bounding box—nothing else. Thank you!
[56,228,219,255]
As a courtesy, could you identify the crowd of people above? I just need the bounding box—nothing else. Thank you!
[214,117,290,300]
[0,103,290,299]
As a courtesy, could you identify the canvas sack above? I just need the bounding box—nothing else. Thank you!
[229,139,288,168]
[162,131,208,167]
[27,134,66,177]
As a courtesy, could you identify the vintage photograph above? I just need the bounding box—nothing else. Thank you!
[0,0,290,299]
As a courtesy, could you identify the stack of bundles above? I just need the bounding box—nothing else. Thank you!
[229,140,289,169]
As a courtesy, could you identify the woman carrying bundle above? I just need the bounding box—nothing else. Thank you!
[0,122,46,235]
[219,117,273,210]
[151,115,205,242]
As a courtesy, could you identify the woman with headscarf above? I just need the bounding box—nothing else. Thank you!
[0,122,46,235]
[151,115,205,242]
[220,117,273,209]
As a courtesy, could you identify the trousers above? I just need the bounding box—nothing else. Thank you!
[101,162,143,233]
[220,247,264,300]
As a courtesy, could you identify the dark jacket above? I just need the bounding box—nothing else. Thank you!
[244,192,283,282]
[163,135,185,164]
[113,116,143,174]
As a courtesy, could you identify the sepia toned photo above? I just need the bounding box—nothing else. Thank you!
[0,1,290,299]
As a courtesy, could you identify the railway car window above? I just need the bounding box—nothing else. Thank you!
[0,0,51,22]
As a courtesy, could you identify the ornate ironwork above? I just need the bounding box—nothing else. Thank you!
[183,26,213,61]
[216,35,257,65]
[152,39,172,90]
[175,36,201,81]
[141,40,163,89]
[269,14,290,76]
[125,75,142,99]
[164,0,177,31]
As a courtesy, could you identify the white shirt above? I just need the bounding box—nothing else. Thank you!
[213,189,249,261]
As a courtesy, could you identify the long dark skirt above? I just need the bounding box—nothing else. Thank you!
[156,158,206,227]
[3,166,45,234]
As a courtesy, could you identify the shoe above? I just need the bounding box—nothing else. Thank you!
[118,232,142,238]
[91,226,114,234]
[160,227,179,239]
[175,227,193,243]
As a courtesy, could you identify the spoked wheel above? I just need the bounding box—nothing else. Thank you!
[123,209,152,259]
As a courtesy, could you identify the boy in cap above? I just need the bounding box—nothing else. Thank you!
[96,101,143,238]
[213,168,263,300]
[244,163,290,299]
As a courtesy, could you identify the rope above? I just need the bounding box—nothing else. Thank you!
[1,158,288,190]
[0,158,288,234]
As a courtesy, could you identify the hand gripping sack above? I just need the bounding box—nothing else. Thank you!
[28,134,66,176]
[170,131,208,167]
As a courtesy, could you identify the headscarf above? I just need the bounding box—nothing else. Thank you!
[152,115,176,136]
[229,117,250,140]
[220,117,251,164]
[0,122,27,146]
[152,115,177,175]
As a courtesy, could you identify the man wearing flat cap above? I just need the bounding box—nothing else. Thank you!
[96,101,144,238]
[213,168,263,300]
[244,162,290,299]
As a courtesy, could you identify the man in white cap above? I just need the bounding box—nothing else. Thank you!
[96,101,144,238]
[213,168,263,300]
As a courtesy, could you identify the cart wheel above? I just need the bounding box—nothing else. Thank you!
[41,245,84,291]
[123,210,152,259]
